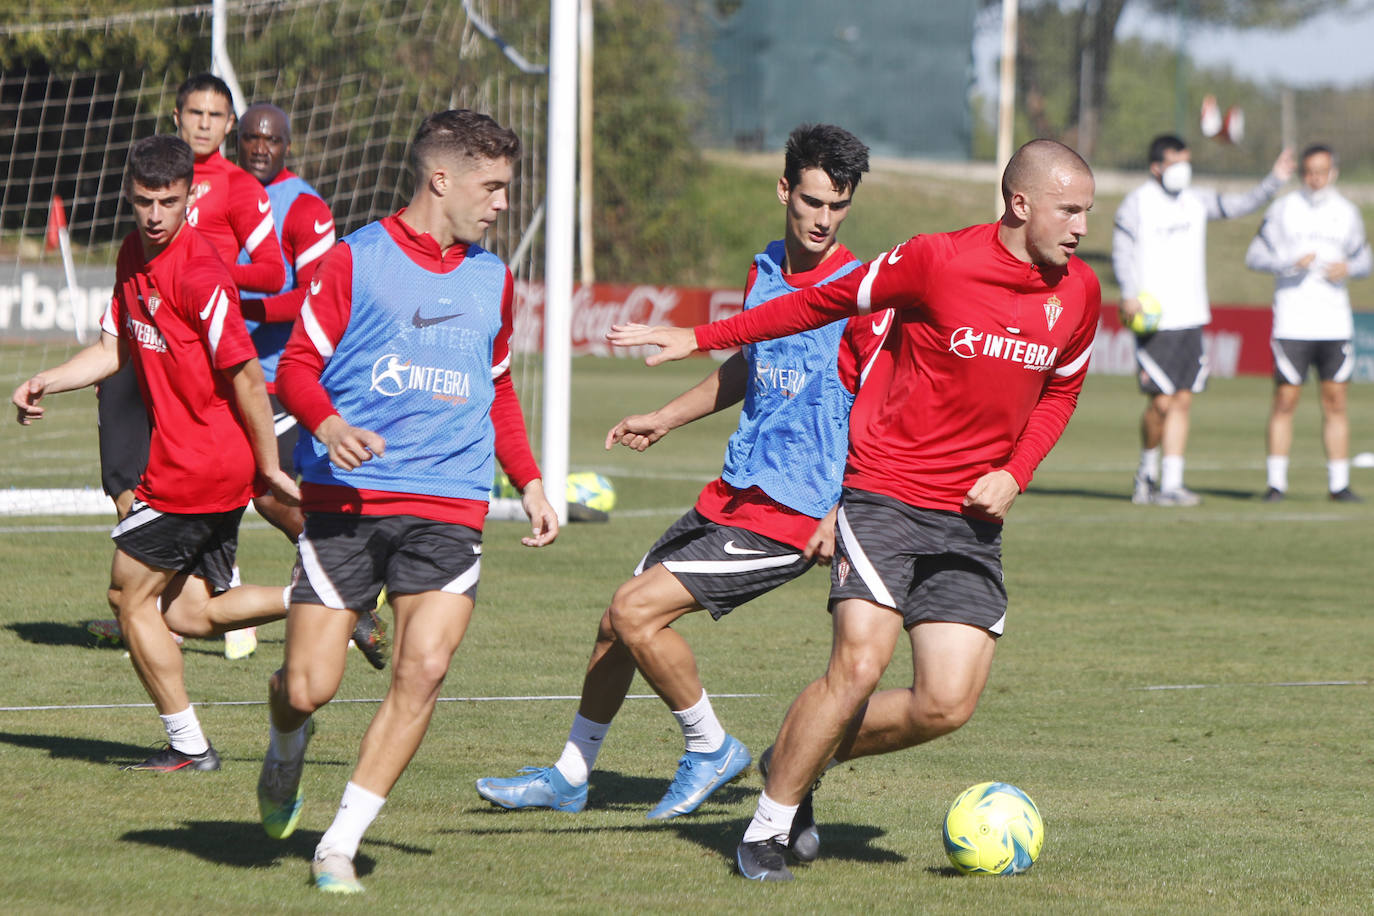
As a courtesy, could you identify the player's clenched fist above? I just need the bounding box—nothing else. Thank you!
[11,377,48,425]
[605,412,672,452]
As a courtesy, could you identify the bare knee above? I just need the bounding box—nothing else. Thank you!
[827,652,888,704]
[910,691,978,738]
[392,648,452,699]
[278,666,332,717]
[607,581,659,647]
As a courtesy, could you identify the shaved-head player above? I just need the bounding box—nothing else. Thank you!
[609,139,1102,881]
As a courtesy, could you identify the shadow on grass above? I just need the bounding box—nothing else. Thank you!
[122,820,428,871]
[459,768,904,866]
[7,621,102,648]
[0,730,157,765]
[5,621,256,657]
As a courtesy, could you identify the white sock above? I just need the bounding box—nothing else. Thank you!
[268,717,311,761]
[553,713,609,785]
[160,706,209,756]
[1138,447,1161,482]
[1161,455,1185,493]
[1328,459,1350,494]
[1266,455,1289,492]
[318,781,386,861]
[742,791,798,844]
[673,690,726,754]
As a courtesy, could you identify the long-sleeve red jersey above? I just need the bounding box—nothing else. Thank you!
[694,222,1101,520]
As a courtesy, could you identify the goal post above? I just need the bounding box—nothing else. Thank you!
[1,0,565,515]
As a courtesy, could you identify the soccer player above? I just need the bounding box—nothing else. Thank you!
[1113,135,1294,506]
[91,73,287,659]
[233,102,386,666]
[474,124,889,826]
[608,139,1100,881]
[255,110,558,894]
[11,135,299,771]
[1246,144,1370,502]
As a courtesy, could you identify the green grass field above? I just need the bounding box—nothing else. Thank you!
[2,358,1372,914]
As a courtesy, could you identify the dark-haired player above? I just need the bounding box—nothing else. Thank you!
[476,123,891,829]
[255,110,558,894]
[12,135,299,772]
[90,73,287,660]
[610,140,1101,881]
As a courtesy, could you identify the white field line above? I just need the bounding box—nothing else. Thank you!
[1136,680,1367,691]
[0,693,765,713]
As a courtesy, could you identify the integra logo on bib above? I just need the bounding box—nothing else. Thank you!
[370,353,473,402]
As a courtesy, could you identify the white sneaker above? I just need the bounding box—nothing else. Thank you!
[312,849,364,894]
[1154,487,1201,507]
[224,627,258,659]
[1131,474,1156,505]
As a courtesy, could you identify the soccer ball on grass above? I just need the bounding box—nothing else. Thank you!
[942,781,1044,875]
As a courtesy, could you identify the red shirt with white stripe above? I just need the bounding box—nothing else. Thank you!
[101,225,261,513]
[695,222,1101,521]
[186,150,285,293]
[276,212,540,531]
[238,169,336,326]
[693,248,895,549]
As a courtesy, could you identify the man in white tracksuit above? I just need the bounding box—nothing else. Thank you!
[1246,143,1370,503]
[1113,134,1294,506]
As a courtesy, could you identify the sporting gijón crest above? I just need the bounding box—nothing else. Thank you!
[1043,294,1063,331]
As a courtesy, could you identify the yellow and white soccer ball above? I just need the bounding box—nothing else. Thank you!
[942,781,1044,875]
[1123,291,1163,336]
[566,471,616,513]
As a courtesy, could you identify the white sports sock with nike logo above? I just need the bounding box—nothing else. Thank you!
[674,690,726,754]
[554,713,609,785]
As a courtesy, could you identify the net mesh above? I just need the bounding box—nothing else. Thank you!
[0,0,549,508]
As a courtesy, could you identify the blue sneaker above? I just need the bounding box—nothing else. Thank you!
[646,734,751,820]
[475,766,587,812]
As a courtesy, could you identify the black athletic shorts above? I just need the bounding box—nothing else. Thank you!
[111,500,244,592]
[1271,339,1354,386]
[1135,327,1207,396]
[828,488,1007,635]
[97,362,149,498]
[268,393,299,476]
[292,513,482,611]
[638,508,813,620]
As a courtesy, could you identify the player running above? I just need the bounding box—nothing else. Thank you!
[90,73,284,660]
[475,123,890,829]
[12,135,300,772]
[255,110,558,894]
[609,139,1101,881]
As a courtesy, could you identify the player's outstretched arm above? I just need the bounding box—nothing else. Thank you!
[517,478,559,547]
[11,330,122,424]
[606,323,700,366]
[604,351,748,451]
[313,414,385,472]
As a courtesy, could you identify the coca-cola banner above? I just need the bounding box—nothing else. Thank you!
[7,262,1367,383]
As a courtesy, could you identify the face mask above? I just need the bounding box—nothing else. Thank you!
[1160,161,1192,194]
[1301,185,1333,205]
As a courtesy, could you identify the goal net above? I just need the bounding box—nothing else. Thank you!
[0,0,550,515]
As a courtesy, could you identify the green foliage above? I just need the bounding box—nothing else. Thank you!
[590,0,706,284]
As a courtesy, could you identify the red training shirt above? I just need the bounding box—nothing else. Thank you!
[100,224,261,513]
[187,150,285,293]
[238,169,337,325]
[695,222,1102,521]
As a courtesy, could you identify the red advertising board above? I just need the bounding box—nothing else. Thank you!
[513,281,1279,378]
